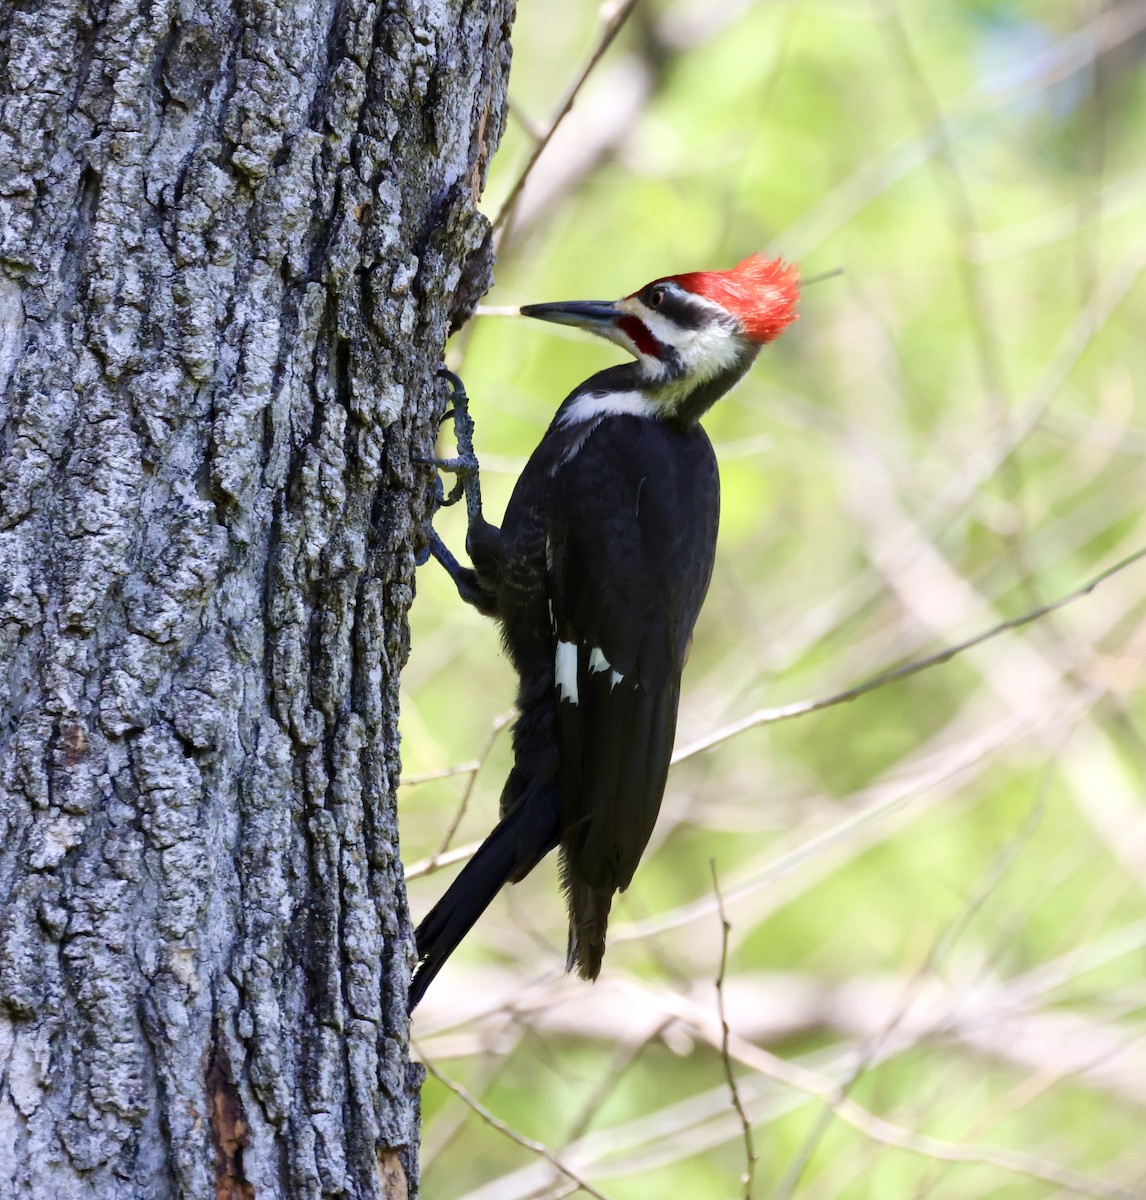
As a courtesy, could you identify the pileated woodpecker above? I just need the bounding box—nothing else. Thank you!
[410,253,799,1011]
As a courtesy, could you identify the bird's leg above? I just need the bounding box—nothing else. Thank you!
[424,529,497,614]
[413,462,446,567]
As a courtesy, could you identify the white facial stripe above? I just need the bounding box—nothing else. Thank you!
[630,305,684,346]
[558,390,659,427]
[684,322,744,380]
[635,301,743,385]
[555,641,578,704]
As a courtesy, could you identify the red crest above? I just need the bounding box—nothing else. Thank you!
[665,253,799,344]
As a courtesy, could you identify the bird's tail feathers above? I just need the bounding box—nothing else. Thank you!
[561,858,614,981]
[409,783,558,1012]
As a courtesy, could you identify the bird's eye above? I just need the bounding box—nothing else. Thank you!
[647,287,665,309]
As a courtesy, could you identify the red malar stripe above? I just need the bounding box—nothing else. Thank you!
[618,315,663,359]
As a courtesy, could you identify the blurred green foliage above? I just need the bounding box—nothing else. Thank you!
[404,1,1146,1196]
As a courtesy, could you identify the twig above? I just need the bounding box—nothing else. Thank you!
[673,544,1146,764]
[420,1030,525,1173]
[492,0,641,234]
[800,267,844,287]
[624,687,1101,945]
[418,1047,614,1200]
[401,760,481,788]
[510,1023,671,1200]
[430,710,515,862]
[403,838,482,881]
[629,985,1142,1200]
[774,792,1048,1200]
[710,861,756,1200]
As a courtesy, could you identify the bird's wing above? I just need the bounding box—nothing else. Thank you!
[547,416,719,901]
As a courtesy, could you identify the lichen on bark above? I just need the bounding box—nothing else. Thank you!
[0,1,514,1195]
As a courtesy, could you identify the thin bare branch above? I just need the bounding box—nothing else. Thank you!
[632,986,1142,1200]
[775,793,1048,1200]
[710,861,756,1200]
[674,544,1146,763]
[627,685,1102,946]
[492,0,641,234]
[800,267,845,287]
[432,710,515,860]
[401,760,481,788]
[404,837,483,882]
[418,1048,615,1200]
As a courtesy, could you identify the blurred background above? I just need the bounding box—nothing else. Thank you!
[403,1,1146,1195]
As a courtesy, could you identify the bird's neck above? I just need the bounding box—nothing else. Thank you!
[556,343,760,431]
[652,347,758,426]
[633,341,759,427]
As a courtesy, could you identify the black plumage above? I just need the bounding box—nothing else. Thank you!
[409,370,718,1008]
[547,411,718,976]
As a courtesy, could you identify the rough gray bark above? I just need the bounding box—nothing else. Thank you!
[0,1,512,1196]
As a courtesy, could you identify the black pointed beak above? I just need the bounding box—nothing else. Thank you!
[519,300,622,333]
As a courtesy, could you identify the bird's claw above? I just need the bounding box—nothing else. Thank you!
[437,366,467,398]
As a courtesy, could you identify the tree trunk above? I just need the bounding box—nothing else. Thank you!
[0,1,512,1196]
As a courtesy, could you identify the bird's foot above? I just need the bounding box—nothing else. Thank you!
[429,367,483,521]
[415,368,484,567]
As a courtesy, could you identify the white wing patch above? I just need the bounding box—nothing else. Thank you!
[555,640,579,704]
[588,646,625,689]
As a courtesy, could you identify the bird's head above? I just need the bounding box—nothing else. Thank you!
[520,253,799,417]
